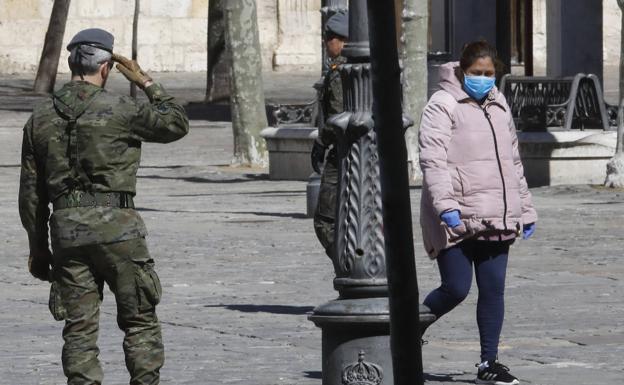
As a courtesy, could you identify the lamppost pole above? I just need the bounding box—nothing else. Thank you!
[366,0,423,383]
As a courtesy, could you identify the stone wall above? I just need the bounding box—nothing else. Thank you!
[532,0,621,75]
[0,0,619,75]
[603,1,621,68]
[0,0,322,74]
[532,0,547,75]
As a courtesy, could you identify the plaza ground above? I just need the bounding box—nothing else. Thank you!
[0,71,622,384]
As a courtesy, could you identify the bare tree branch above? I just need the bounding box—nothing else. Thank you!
[130,0,140,98]
[34,0,71,94]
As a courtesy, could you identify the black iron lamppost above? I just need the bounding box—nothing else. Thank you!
[309,1,434,384]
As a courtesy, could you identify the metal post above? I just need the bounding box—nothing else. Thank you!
[496,0,512,76]
[367,1,423,384]
[524,0,534,76]
[309,1,434,384]
[547,0,603,83]
[448,0,496,60]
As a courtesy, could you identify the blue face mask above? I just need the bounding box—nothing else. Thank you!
[463,75,495,100]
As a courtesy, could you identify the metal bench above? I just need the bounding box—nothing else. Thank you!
[260,97,320,182]
[268,100,317,127]
[499,74,615,131]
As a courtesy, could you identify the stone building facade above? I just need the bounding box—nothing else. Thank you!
[0,0,619,75]
[0,0,321,74]
[532,0,621,75]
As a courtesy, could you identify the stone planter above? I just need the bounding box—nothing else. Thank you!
[260,125,318,180]
[519,130,617,186]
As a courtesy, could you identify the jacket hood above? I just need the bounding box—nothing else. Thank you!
[52,81,103,119]
[438,61,500,102]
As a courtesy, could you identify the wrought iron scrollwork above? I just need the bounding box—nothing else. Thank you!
[270,101,317,127]
[500,73,614,131]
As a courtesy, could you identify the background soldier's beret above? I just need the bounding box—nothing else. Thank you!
[325,11,348,39]
[67,28,114,52]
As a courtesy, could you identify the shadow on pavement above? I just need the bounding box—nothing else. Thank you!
[235,211,308,219]
[205,304,315,315]
[136,207,306,219]
[169,190,305,197]
[138,173,269,184]
[303,371,322,379]
[185,102,280,125]
[424,373,474,384]
[580,201,624,205]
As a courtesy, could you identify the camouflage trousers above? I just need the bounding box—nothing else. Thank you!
[49,237,164,385]
[313,151,338,259]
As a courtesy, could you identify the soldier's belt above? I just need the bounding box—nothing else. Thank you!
[53,191,134,211]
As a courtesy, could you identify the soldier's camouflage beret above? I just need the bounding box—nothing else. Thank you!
[67,28,114,52]
[325,11,348,39]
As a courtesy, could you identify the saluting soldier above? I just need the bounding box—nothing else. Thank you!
[19,28,189,385]
[312,11,348,260]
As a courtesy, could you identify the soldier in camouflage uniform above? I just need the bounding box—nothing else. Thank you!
[19,28,189,385]
[312,12,348,259]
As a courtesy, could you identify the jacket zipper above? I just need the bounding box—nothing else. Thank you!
[482,106,508,230]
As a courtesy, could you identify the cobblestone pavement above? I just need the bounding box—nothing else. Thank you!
[0,71,320,112]
[0,73,623,384]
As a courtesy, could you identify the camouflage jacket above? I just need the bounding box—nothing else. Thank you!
[317,55,346,147]
[19,81,189,250]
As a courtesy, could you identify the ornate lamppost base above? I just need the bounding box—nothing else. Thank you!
[309,298,435,385]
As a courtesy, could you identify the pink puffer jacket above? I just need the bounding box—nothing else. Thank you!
[419,62,538,258]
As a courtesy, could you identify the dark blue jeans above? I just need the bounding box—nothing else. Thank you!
[423,240,511,361]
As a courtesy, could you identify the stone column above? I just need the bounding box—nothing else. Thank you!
[273,0,322,70]
[547,0,603,82]
[532,0,548,75]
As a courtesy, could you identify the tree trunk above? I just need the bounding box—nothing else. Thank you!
[402,0,428,184]
[206,0,231,102]
[130,0,140,98]
[605,97,624,187]
[224,0,268,166]
[620,1,624,103]
[33,0,71,94]
[606,0,624,188]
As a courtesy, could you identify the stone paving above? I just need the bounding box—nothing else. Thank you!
[0,72,623,384]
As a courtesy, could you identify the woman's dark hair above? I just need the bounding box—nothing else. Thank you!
[459,40,502,72]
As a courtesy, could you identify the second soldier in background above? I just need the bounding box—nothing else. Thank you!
[312,11,348,260]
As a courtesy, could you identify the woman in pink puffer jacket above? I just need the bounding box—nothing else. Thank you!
[419,41,537,385]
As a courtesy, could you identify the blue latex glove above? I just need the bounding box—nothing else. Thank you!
[523,223,536,240]
[440,210,462,228]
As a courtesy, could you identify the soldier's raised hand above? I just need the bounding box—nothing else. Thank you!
[112,53,153,89]
[28,248,53,282]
